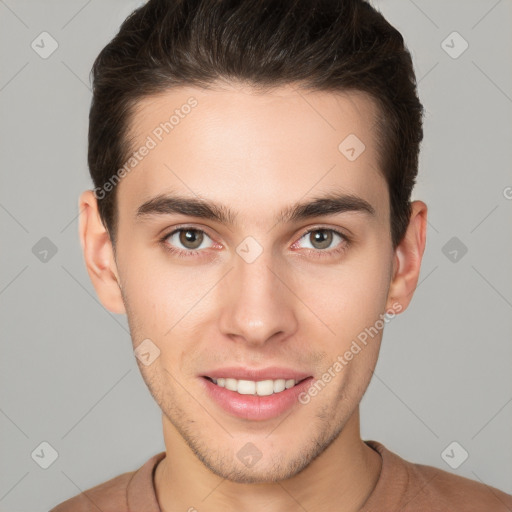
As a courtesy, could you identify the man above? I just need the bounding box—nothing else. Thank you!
[51,0,512,510]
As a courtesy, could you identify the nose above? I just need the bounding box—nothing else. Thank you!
[217,251,299,347]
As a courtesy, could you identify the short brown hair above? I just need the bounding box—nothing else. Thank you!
[88,0,424,249]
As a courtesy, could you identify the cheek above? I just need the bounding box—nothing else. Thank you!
[118,248,182,339]
[119,230,392,349]
[120,248,218,346]
[300,246,392,346]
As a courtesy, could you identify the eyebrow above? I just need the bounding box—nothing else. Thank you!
[135,191,376,226]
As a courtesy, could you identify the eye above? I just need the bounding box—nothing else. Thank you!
[159,225,350,260]
[162,227,215,253]
[293,228,349,254]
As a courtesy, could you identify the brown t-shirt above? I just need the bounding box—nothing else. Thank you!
[49,440,512,511]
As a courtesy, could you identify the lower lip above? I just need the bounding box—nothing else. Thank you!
[200,376,314,421]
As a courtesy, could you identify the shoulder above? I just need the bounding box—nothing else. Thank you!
[49,470,135,512]
[364,440,512,511]
[49,451,166,512]
[406,460,512,511]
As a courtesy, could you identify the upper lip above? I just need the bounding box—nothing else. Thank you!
[202,367,312,381]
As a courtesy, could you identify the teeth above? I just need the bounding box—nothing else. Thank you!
[209,377,301,396]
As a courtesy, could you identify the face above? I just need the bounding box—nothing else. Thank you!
[93,84,405,483]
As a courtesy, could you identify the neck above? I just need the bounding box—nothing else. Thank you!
[154,408,382,512]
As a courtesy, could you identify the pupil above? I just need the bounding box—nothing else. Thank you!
[312,230,331,249]
[180,229,203,249]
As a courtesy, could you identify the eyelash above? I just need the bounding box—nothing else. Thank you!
[295,227,351,259]
[158,225,351,259]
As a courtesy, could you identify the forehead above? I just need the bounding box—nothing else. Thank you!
[117,83,389,226]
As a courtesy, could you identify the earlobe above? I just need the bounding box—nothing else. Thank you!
[78,190,126,315]
[385,200,428,313]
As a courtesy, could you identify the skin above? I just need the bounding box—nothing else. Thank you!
[79,83,427,512]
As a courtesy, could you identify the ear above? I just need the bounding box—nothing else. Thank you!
[78,190,126,314]
[385,200,428,313]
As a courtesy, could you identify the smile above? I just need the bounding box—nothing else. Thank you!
[204,377,307,396]
[201,375,314,421]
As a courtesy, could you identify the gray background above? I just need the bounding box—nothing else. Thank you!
[0,0,511,510]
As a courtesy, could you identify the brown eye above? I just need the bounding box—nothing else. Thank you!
[309,229,333,250]
[178,228,204,249]
[164,228,214,252]
[295,228,348,253]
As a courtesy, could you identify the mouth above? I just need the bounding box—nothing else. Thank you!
[200,373,315,421]
[203,376,310,396]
